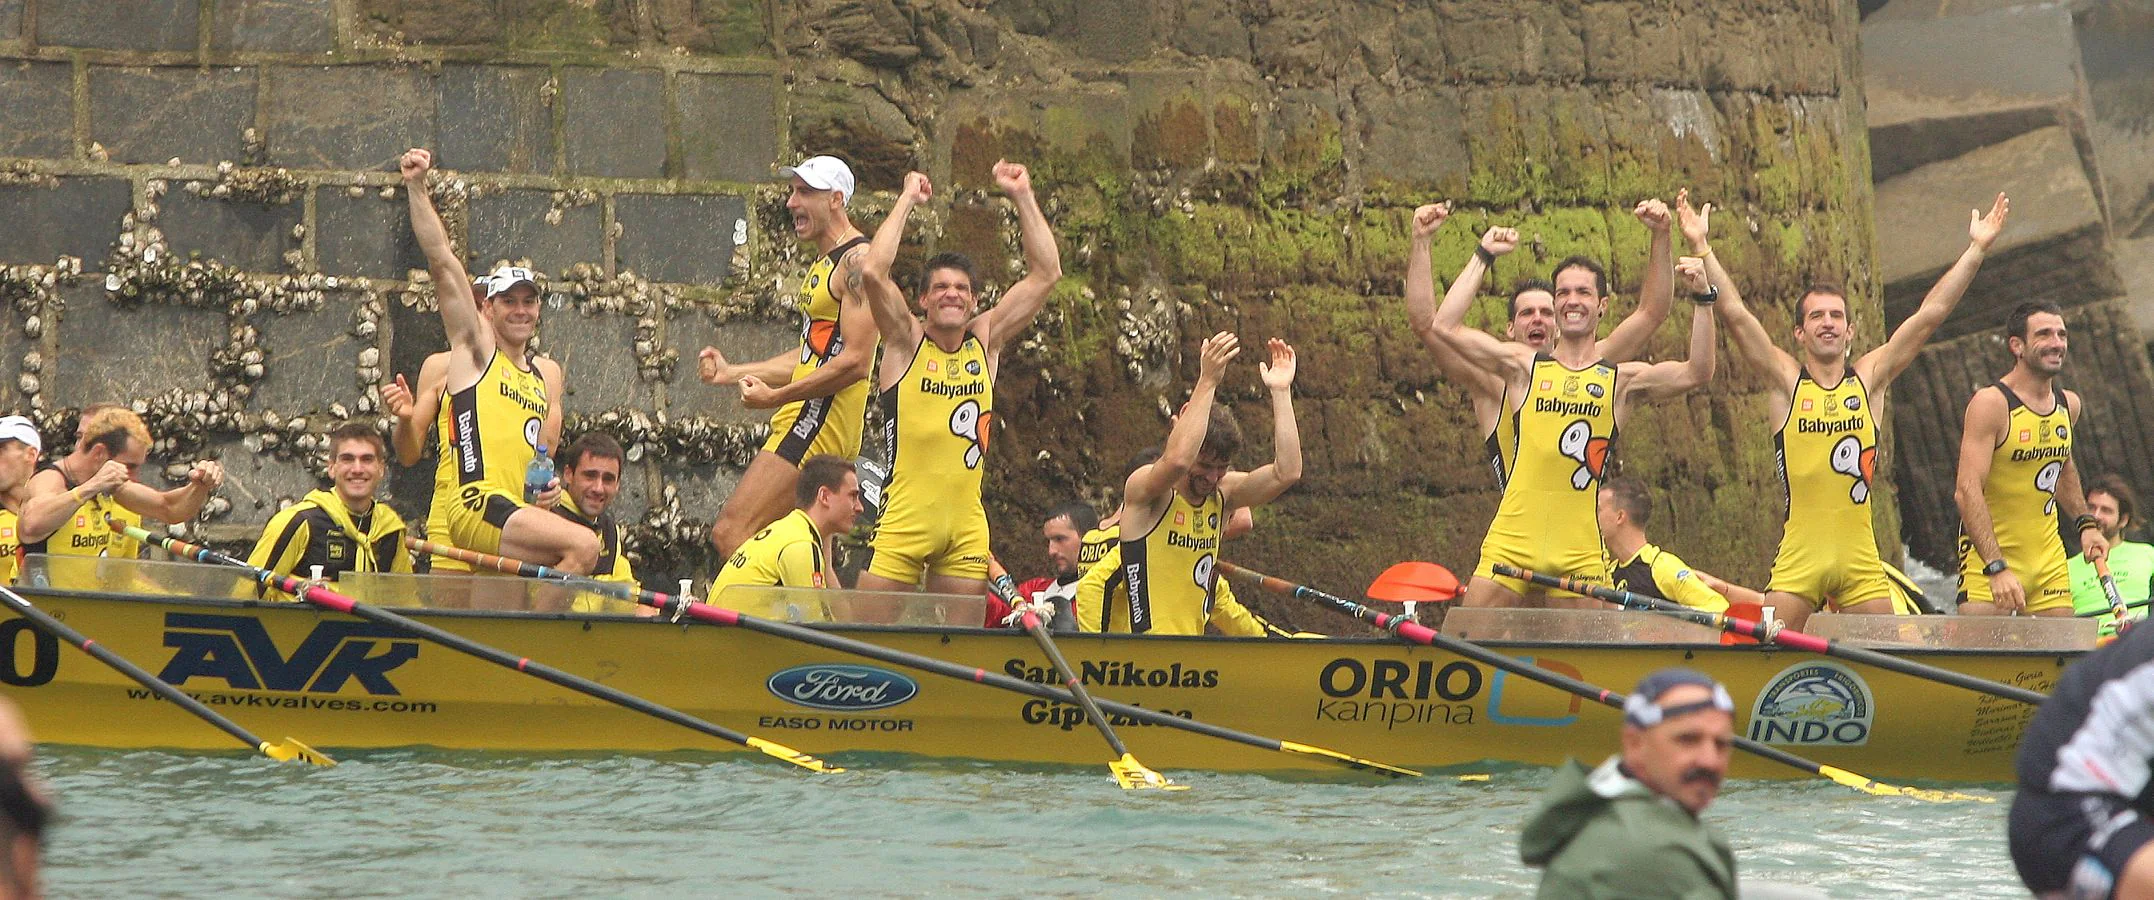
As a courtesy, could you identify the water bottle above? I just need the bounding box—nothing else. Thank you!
[524,445,554,504]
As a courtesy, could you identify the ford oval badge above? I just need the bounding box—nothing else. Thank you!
[767,664,920,711]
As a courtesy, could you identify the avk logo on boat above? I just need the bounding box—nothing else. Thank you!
[767,664,919,711]
[158,613,418,695]
[1747,661,1874,747]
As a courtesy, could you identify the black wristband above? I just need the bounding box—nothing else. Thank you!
[1474,245,1496,267]
[1691,285,1719,305]
[1983,558,2008,577]
[2077,514,2100,532]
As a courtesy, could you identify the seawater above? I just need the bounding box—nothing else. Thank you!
[37,749,2020,897]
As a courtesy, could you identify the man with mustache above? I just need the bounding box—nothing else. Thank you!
[1522,668,1738,899]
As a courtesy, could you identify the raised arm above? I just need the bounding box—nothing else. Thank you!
[980,161,1063,355]
[1423,299,1531,381]
[864,172,929,349]
[400,149,487,370]
[697,346,796,389]
[1432,223,1520,333]
[115,459,223,523]
[1858,193,2009,386]
[383,353,448,467]
[1620,300,1716,405]
[16,464,126,543]
[1601,197,1674,362]
[1680,192,1795,386]
[1955,388,2020,611]
[1221,340,1301,510]
[1126,332,1237,509]
[742,245,877,409]
[536,357,566,451]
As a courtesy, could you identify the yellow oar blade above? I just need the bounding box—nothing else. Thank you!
[1108,753,1188,791]
[1817,765,1991,803]
[745,737,844,774]
[1278,741,1423,778]
[260,738,337,767]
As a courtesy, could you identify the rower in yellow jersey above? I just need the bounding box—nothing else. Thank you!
[700,156,879,562]
[1423,242,1716,609]
[401,148,595,576]
[851,164,1060,596]
[1956,301,2108,616]
[711,456,863,602]
[16,406,221,564]
[1685,191,2012,629]
[1075,332,1303,635]
[0,417,43,585]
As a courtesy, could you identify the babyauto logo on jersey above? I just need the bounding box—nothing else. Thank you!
[767,664,919,711]
[1748,660,1874,747]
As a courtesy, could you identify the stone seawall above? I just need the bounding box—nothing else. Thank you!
[0,0,1882,623]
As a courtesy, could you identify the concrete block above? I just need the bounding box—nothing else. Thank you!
[48,287,223,407]
[386,294,447,384]
[255,303,365,415]
[642,0,767,55]
[0,178,131,265]
[211,0,334,53]
[466,189,602,277]
[1357,86,1469,195]
[37,0,199,51]
[1877,127,2118,338]
[0,304,30,409]
[434,65,554,177]
[613,193,745,285]
[676,72,779,183]
[156,191,301,273]
[662,314,794,421]
[314,189,423,280]
[535,308,649,415]
[266,66,436,171]
[2079,5,2154,235]
[2123,234,2154,339]
[561,68,665,179]
[0,0,21,41]
[1861,6,2083,180]
[90,67,257,166]
[0,61,75,160]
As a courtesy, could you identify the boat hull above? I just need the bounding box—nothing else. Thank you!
[0,590,2067,781]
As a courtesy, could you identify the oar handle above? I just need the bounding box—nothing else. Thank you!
[986,557,1138,758]
[406,537,686,609]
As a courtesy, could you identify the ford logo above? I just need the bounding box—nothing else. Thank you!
[766,664,920,711]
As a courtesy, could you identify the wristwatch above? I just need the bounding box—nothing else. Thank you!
[1982,558,2008,577]
[1691,285,1719,304]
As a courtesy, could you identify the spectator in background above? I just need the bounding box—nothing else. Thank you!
[2070,474,2154,635]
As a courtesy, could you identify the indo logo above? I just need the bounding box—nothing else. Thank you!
[767,664,919,711]
[159,613,418,695]
[1747,660,1873,747]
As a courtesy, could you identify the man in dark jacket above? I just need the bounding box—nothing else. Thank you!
[1520,668,1738,899]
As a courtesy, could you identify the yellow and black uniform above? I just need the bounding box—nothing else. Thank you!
[1609,543,1728,613]
[247,489,411,593]
[23,461,142,560]
[712,508,827,603]
[1078,523,1119,576]
[1764,365,1896,610]
[1473,355,1617,596]
[0,510,18,585]
[1075,490,1279,636]
[430,349,548,559]
[1486,383,1518,488]
[555,494,638,614]
[764,236,872,464]
[866,334,992,583]
[1959,383,2076,612]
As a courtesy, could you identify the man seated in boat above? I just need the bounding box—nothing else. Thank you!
[1682,192,2009,630]
[1018,500,1099,630]
[0,416,42,585]
[1596,477,1730,613]
[2070,474,2151,636]
[1073,333,1301,636]
[15,405,224,563]
[246,422,411,593]
[1522,667,1737,899]
[1956,301,2108,617]
[547,433,655,616]
[710,455,863,609]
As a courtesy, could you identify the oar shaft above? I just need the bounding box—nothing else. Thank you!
[989,564,1135,759]
[1496,564,2048,707]
[0,586,269,753]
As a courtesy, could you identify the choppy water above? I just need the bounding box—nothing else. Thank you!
[31,748,2020,897]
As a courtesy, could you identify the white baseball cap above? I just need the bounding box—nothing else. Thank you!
[0,416,40,453]
[481,265,540,298]
[779,156,856,205]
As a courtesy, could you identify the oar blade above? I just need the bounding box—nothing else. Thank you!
[260,738,337,767]
[1277,740,1422,778]
[745,737,844,774]
[1367,562,1461,603]
[1817,765,1991,804]
[1108,753,1188,791]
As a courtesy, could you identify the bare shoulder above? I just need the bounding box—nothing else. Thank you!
[24,468,63,492]
[2064,388,2083,418]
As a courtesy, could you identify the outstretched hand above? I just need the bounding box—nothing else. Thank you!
[1411,203,1450,240]
[1675,188,1711,253]
[1195,331,1240,386]
[992,160,1031,197]
[399,148,432,185]
[1970,192,2010,251]
[1258,339,1298,391]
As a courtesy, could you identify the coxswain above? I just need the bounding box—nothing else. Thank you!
[1406,199,1675,485]
[547,432,653,616]
[0,416,42,584]
[17,405,222,561]
[851,163,1060,596]
[2070,474,2152,635]
[699,156,878,561]
[2009,620,2154,897]
[1027,500,1101,629]
[711,455,863,602]
[1073,333,1301,635]
[400,148,594,575]
[246,422,410,588]
[1596,477,1729,613]
[1956,301,2108,616]
[1685,192,2009,629]
[1421,239,1715,609]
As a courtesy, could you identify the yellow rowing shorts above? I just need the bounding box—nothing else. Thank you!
[1471,507,1607,599]
[1766,538,1897,612]
[867,500,991,584]
[1958,534,2073,613]
[434,484,524,558]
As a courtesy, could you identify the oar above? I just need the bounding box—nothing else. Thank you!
[2093,558,2140,638]
[410,538,1420,778]
[1222,561,1988,803]
[0,585,333,766]
[1487,563,2047,706]
[113,520,840,774]
[987,557,1183,791]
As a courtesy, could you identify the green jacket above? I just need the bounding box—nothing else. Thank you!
[1520,757,1737,899]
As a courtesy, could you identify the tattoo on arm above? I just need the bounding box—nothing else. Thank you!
[842,252,865,303]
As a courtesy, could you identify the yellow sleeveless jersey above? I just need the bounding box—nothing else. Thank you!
[1776,366,1877,529]
[1079,524,1119,576]
[766,236,872,462]
[1473,355,1617,592]
[714,508,826,597]
[1485,383,1518,488]
[1078,490,1223,635]
[435,349,547,502]
[1959,383,2074,606]
[0,509,17,584]
[881,334,991,504]
[24,462,143,559]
